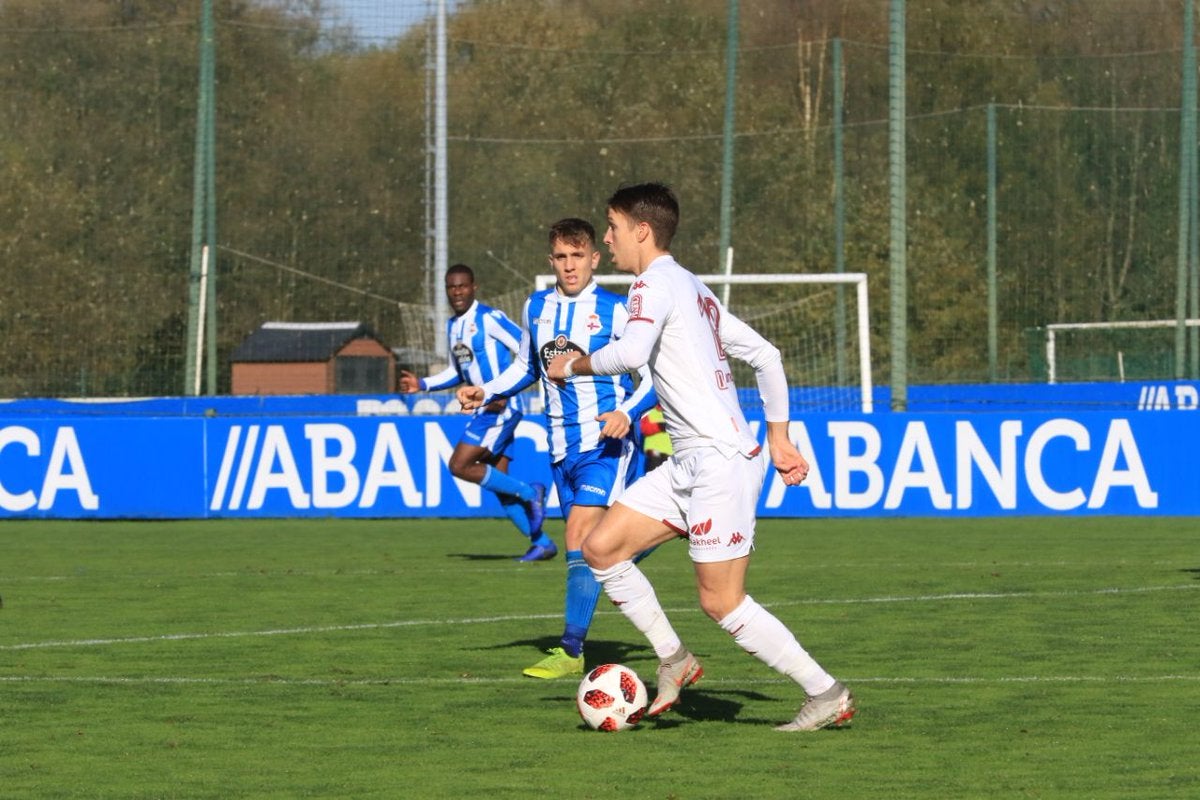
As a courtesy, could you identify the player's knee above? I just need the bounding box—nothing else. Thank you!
[698,589,741,623]
[581,533,619,570]
[447,452,475,480]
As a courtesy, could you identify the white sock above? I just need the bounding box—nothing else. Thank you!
[718,594,836,697]
[592,560,682,660]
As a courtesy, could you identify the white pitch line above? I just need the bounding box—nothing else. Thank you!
[1,559,1190,582]
[0,674,1197,688]
[1,583,1195,653]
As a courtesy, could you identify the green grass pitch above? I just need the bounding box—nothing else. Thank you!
[1,516,1197,799]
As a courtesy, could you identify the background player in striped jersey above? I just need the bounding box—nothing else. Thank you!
[457,219,658,679]
[400,263,552,561]
[546,183,856,731]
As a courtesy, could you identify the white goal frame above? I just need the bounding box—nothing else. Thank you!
[535,272,873,412]
[1045,319,1200,384]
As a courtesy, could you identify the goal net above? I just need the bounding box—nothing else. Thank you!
[535,273,873,413]
[1044,319,1200,383]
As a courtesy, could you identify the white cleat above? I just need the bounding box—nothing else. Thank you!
[775,681,856,731]
[647,651,704,717]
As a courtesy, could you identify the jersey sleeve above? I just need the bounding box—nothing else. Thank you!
[618,363,658,421]
[589,276,670,375]
[481,297,539,401]
[420,363,462,392]
[719,308,790,422]
[608,302,658,420]
[485,309,522,354]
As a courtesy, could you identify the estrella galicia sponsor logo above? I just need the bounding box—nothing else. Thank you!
[451,342,474,369]
[540,335,583,369]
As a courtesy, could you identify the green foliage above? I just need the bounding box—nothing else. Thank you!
[0,0,1191,395]
[1,516,1198,798]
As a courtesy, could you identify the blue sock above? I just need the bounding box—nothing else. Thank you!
[498,495,532,539]
[480,465,535,503]
[561,550,602,657]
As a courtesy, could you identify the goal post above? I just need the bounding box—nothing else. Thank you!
[1045,319,1200,383]
[535,272,873,412]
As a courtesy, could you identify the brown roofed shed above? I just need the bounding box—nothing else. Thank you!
[230,322,395,395]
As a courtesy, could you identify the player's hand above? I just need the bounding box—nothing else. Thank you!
[766,421,810,486]
[545,353,576,386]
[596,410,631,439]
[456,385,485,411]
[398,369,421,394]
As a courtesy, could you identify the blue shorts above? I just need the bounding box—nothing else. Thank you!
[551,435,642,519]
[461,406,522,459]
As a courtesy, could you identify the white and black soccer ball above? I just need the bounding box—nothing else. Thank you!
[576,663,648,732]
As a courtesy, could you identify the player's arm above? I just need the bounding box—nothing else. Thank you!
[596,364,657,440]
[766,420,810,486]
[719,309,789,422]
[610,363,656,429]
[468,356,537,410]
[719,308,809,484]
[461,300,539,411]
[596,302,658,438]
[548,286,666,380]
[485,309,523,355]
[406,363,461,393]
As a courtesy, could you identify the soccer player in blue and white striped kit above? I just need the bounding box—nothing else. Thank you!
[458,219,658,679]
[399,263,552,561]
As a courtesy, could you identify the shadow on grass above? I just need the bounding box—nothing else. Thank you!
[481,636,655,668]
[1180,567,1200,579]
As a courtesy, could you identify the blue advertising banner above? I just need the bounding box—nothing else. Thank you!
[0,401,1194,519]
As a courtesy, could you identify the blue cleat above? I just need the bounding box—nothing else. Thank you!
[526,482,547,534]
[516,541,558,562]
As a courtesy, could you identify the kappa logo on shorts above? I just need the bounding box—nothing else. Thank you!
[728,532,745,547]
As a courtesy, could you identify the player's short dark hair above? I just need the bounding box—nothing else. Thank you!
[548,217,596,249]
[446,263,475,282]
[606,182,679,250]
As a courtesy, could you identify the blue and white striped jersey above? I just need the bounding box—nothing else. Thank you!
[421,300,525,414]
[482,280,656,462]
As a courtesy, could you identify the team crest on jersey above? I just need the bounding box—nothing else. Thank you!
[586,313,602,333]
[452,342,474,367]
[540,335,583,368]
[628,294,644,318]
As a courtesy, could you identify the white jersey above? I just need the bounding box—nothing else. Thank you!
[588,254,790,458]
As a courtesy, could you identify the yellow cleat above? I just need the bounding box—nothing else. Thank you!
[522,647,584,679]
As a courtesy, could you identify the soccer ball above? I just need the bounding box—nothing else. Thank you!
[576,663,648,732]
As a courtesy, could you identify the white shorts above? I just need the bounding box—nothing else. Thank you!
[617,445,768,563]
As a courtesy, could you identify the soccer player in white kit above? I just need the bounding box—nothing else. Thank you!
[546,183,856,731]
